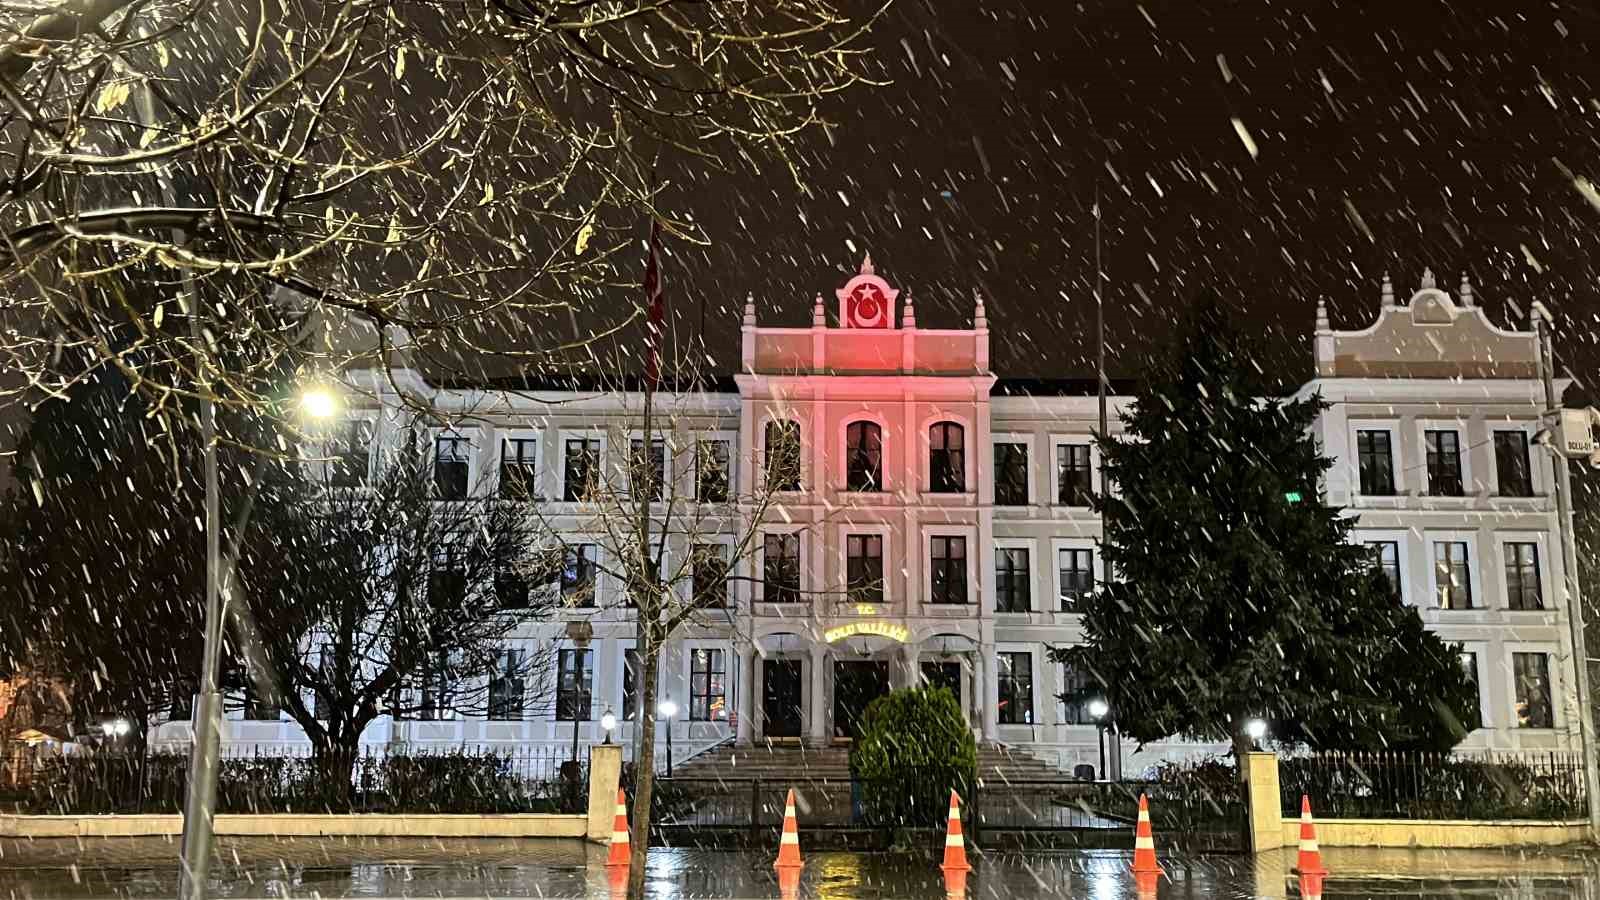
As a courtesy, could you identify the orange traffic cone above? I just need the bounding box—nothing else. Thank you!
[1131,793,1163,876]
[605,788,631,868]
[774,787,804,871]
[1292,795,1328,877]
[943,867,969,900]
[777,864,802,900]
[1298,872,1324,900]
[1134,870,1160,899]
[606,865,630,898]
[941,790,972,874]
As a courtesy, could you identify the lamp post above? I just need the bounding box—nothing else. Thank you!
[1088,699,1110,780]
[179,382,336,900]
[601,708,617,745]
[658,698,678,778]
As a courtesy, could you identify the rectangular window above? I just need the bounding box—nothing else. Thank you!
[1366,541,1401,598]
[1059,662,1094,726]
[693,544,729,608]
[1504,542,1543,611]
[630,438,666,502]
[622,649,641,720]
[488,649,525,721]
[328,419,373,487]
[434,435,470,499]
[929,423,966,493]
[763,533,801,603]
[765,421,802,491]
[1356,430,1396,496]
[1057,444,1092,506]
[1058,548,1094,610]
[697,440,731,502]
[846,422,884,491]
[929,536,968,605]
[1433,541,1474,610]
[1495,431,1534,497]
[1513,652,1554,729]
[563,438,600,502]
[689,649,727,722]
[1425,429,1464,496]
[1459,652,1481,728]
[495,555,529,609]
[997,651,1033,725]
[418,653,454,721]
[429,547,467,606]
[556,648,594,722]
[994,443,1029,506]
[499,437,538,500]
[995,547,1031,613]
[561,544,598,607]
[847,534,885,604]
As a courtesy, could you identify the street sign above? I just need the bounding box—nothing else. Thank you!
[1556,409,1597,458]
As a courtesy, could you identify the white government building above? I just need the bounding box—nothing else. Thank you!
[153,260,1583,775]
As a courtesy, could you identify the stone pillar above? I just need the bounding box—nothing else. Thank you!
[807,644,829,746]
[900,643,920,689]
[980,643,1000,743]
[1246,751,1284,852]
[586,743,624,843]
[736,646,756,746]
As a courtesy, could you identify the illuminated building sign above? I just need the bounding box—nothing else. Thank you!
[824,621,910,644]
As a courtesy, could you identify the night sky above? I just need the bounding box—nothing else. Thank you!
[643,0,1600,394]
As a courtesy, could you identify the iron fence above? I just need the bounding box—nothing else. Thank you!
[2,744,586,815]
[648,774,1248,852]
[1279,750,1588,821]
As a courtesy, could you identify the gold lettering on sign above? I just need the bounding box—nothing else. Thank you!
[824,621,910,644]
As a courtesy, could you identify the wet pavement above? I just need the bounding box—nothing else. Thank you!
[0,838,1596,898]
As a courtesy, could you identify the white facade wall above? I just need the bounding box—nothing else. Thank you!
[150,267,1580,773]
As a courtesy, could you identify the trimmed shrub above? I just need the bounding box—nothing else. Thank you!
[850,686,976,827]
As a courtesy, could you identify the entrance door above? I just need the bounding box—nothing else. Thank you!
[833,660,890,740]
[762,660,804,739]
[921,660,962,697]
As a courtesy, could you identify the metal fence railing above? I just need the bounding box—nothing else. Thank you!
[3,744,587,815]
[1278,751,1588,821]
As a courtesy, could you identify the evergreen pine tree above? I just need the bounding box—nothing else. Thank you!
[1058,297,1477,753]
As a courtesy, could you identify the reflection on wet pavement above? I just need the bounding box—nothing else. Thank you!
[0,841,1595,898]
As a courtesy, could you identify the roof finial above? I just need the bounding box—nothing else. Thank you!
[1459,272,1473,307]
[973,288,987,329]
[901,288,916,328]
[1381,273,1395,309]
[742,292,756,326]
[860,252,875,277]
[1315,298,1331,334]
[1420,267,1436,291]
[812,292,826,327]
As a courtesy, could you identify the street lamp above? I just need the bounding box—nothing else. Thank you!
[600,708,617,745]
[100,718,130,740]
[1088,699,1110,780]
[658,697,678,778]
[565,620,594,762]
[1244,717,1268,751]
[181,379,347,900]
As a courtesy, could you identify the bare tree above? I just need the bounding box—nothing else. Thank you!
[235,416,558,803]
[0,0,890,445]
[505,336,852,896]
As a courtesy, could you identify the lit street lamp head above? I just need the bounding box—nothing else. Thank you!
[600,708,617,744]
[1087,699,1110,720]
[658,698,678,719]
[1244,718,1268,741]
[299,386,339,419]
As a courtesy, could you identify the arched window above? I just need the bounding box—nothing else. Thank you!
[929,422,965,493]
[845,421,883,491]
[765,420,802,491]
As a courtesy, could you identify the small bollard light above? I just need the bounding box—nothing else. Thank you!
[1244,717,1268,750]
[1087,699,1109,720]
[600,708,617,744]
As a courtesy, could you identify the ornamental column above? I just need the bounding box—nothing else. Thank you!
[736,645,756,746]
[899,642,920,689]
[807,643,829,747]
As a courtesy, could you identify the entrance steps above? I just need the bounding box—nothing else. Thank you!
[670,742,1070,784]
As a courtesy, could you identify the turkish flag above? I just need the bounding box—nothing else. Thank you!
[846,280,892,328]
